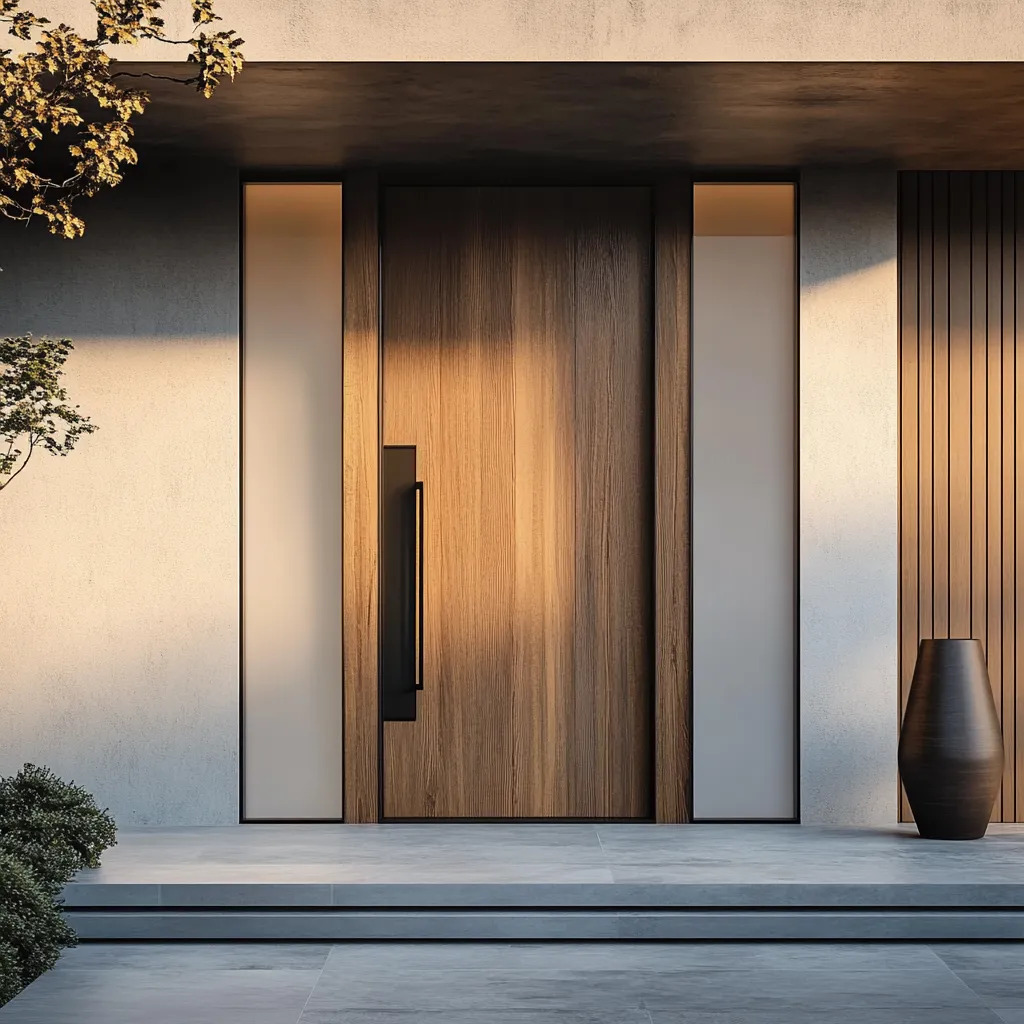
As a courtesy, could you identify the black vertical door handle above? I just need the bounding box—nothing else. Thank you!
[414,479,425,691]
[381,446,418,721]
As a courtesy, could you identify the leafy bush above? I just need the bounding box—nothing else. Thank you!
[0,852,77,1000]
[0,763,117,895]
[0,942,20,1007]
[0,764,116,1007]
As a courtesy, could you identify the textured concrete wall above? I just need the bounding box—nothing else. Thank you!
[0,163,240,825]
[26,0,1024,61]
[799,169,899,825]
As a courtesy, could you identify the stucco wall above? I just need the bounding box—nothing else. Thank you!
[799,168,900,825]
[0,164,240,825]
[24,0,1024,62]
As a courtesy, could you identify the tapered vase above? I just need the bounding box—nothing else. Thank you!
[898,639,1003,840]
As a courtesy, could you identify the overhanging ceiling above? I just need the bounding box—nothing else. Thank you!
[123,62,1024,169]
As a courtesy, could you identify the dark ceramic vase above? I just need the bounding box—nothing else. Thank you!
[898,639,1003,840]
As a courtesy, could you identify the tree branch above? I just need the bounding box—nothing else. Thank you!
[0,434,35,492]
[110,71,194,85]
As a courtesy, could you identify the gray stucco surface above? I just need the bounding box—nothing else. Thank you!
[0,163,241,824]
[798,168,900,825]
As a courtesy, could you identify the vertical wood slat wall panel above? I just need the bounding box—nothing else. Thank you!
[898,174,918,823]
[1015,175,1024,822]
[998,175,1016,821]
[986,173,1005,817]
[899,171,1019,822]
[948,174,972,640]
[932,174,951,642]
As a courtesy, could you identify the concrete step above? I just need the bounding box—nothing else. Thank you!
[63,908,1024,941]
[62,881,1024,940]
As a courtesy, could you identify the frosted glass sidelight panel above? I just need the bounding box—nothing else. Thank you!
[242,184,343,820]
[692,183,796,821]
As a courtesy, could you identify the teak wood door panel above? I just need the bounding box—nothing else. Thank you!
[381,186,653,819]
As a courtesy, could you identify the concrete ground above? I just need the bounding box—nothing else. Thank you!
[1,942,1022,1023]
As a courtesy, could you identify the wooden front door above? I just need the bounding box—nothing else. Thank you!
[380,186,654,819]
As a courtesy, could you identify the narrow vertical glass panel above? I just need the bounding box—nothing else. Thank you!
[692,183,796,821]
[242,184,343,820]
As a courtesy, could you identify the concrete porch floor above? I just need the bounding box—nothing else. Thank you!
[62,824,1024,941]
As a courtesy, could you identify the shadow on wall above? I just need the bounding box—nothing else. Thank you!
[799,166,898,287]
[0,158,243,826]
[0,156,238,340]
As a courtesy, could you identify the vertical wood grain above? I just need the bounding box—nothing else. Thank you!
[899,173,919,824]
[932,173,952,641]
[449,189,516,818]
[918,174,935,659]
[382,187,516,818]
[654,178,693,823]
[970,173,989,672]
[380,186,452,817]
[342,171,381,822]
[381,186,653,819]
[899,171,1022,822]
[572,187,653,819]
[969,173,995,821]
[1016,172,1024,823]
[948,172,972,640]
[1003,173,1017,821]
[510,189,576,817]
[985,173,1005,821]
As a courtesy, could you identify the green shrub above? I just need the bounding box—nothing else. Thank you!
[0,852,77,1000]
[0,764,116,895]
[0,941,20,1007]
[0,764,116,1007]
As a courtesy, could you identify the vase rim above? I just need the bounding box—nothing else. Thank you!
[919,637,980,643]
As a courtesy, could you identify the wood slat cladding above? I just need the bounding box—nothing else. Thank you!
[899,171,1021,823]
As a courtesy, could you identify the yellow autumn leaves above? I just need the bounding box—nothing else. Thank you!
[0,0,243,237]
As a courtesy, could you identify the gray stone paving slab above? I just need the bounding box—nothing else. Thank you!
[1,942,1020,1023]
[299,1013,655,1023]
[647,1013,1003,1023]
[0,965,322,1024]
[316,941,946,972]
[300,1014,654,1024]
[932,943,1024,971]
[64,823,1024,892]
[937,968,1024,1008]
[48,943,333,971]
